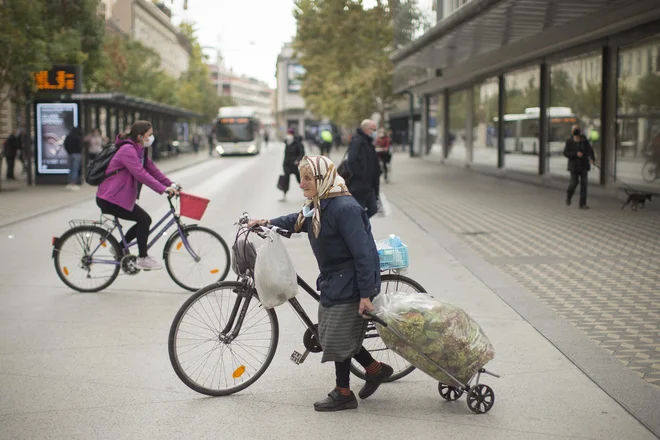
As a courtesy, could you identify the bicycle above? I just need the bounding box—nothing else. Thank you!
[52,190,231,293]
[168,213,427,396]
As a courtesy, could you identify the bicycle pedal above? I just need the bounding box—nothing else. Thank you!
[290,349,310,365]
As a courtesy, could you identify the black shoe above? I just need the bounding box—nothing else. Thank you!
[579,205,590,210]
[565,197,571,206]
[358,363,394,400]
[313,389,358,412]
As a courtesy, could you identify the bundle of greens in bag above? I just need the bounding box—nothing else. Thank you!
[373,291,495,385]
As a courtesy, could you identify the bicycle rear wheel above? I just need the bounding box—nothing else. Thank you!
[53,225,122,292]
[641,161,658,183]
[350,274,427,382]
[164,225,231,292]
[168,281,279,396]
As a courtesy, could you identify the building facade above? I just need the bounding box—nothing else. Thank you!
[275,42,316,139]
[107,0,191,78]
[392,0,660,191]
[207,61,275,126]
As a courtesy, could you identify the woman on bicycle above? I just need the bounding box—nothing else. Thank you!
[250,155,393,412]
[96,120,178,271]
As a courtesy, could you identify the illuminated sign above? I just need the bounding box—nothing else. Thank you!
[35,103,79,175]
[33,65,82,93]
[550,117,577,123]
[220,118,249,124]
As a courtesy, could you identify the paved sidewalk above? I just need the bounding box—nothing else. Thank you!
[366,152,660,434]
[0,152,212,227]
[1,144,657,439]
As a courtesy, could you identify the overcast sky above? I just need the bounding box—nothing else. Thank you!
[169,0,298,89]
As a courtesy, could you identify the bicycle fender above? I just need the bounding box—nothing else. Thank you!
[162,224,198,259]
[51,236,60,259]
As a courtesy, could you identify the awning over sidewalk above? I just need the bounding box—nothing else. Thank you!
[391,0,660,93]
[69,93,201,119]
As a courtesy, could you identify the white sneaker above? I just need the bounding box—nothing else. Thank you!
[136,256,163,271]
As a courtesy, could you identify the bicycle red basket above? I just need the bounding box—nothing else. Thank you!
[179,192,210,220]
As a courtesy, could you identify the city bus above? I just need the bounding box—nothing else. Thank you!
[493,107,579,155]
[212,106,262,156]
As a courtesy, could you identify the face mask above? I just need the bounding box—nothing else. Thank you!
[143,134,154,147]
[573,129,581,136]
[370,130,378,140]
[302,205,315,217]
[286,134,294,143]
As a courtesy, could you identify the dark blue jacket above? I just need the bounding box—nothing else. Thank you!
[270,196,381,307]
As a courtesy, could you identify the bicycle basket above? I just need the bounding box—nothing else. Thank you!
[179,192,210,220]
[377,243,409,270]
[232,226,258,276]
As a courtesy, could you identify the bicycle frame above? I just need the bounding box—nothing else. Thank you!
[87,197,199,266]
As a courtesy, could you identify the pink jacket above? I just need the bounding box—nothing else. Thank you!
[96,138,172,211]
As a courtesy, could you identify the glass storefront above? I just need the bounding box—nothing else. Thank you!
[502,65,540,173]
[446,89,469,165]
[616,35,660,188]
[473,77,499,167]
[548,52,602,183]
[426,94,444,159]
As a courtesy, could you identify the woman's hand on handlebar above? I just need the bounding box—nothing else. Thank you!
[165,187,179,197]
[247,218,270,228]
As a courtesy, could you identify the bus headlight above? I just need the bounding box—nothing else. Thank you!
[247,144,256,153]
[215,145,225,154]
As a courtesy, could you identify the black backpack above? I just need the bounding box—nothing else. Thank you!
[85,143,124,186]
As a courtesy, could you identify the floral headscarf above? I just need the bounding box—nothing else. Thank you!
[294,155,351,237]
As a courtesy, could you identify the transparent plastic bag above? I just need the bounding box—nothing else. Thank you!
[373,291,495,385]
[254,228,298,309]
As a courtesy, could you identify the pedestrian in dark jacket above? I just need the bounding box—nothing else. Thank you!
[3,129,22,180]
[346,119,381,218]
[281,128,305,199]
[564,124,596,209]
[64,127,84,190]
[250,155,392,412]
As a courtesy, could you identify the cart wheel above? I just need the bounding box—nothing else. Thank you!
[467,384,495,414]
[438,383,463,401]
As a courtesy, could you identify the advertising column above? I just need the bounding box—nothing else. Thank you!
[35,102,79,184]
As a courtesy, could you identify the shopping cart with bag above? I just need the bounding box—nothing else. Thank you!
[365,291,500,414]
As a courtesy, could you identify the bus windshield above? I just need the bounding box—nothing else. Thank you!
[215,117,254,142]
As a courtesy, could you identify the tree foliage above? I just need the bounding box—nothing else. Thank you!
[293,0,394,127]
[0,0,104,105]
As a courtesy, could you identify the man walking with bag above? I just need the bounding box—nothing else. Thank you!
[346,120,381,218]
[564,124,595,209]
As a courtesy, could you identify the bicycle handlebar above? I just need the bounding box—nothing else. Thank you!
[362,311,388,327]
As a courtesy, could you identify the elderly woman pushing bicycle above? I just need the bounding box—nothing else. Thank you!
[248,155,394,412]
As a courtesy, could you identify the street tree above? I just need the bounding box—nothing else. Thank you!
[293,0,395,127]
[0,0,103,105]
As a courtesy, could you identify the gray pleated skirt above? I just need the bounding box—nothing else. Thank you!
[318,302,369,363]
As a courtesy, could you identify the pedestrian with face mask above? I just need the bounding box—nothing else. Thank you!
[346,119,381,218]
[281,128,305,200]
[564,124,596,209]
[95,121,178,270]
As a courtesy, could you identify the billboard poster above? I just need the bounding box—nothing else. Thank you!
[36,103,78,175]
[287,63,306,93]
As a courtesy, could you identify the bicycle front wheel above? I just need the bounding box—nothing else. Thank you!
[641,161,658,183]
[53,225,122,292]
[163,225,231,291]
[350,274,427,382]
[168,281,279,396]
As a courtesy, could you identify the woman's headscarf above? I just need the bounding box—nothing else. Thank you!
[294,155,351,237]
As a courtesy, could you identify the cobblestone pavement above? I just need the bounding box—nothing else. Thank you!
[0,152,211,227]
[385,155,660,386]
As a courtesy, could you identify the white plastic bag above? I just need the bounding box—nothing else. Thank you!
[377,193,392,217]
[254,228,298,309]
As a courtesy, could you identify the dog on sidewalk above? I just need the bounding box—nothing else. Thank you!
[621,190,653,211]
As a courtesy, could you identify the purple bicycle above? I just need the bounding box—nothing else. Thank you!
[52,191,230,292]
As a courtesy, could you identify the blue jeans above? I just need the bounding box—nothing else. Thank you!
[68,153,82,184]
